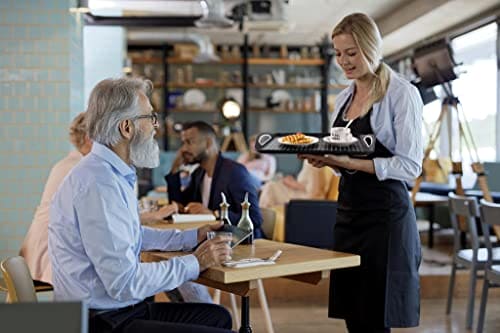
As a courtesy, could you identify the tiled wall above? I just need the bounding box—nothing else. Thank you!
[0,0,84,263]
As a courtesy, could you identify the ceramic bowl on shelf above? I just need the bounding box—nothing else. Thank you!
[182,89,206,107]
[270,89,291,104]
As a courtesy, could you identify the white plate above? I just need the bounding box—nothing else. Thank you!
[278,135,319,146]
[183,89,206,107]
[271,89,291,104]
[323,136,358,146]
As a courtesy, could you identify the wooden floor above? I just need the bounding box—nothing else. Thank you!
[243,298,500,333]
[216,228,500,333]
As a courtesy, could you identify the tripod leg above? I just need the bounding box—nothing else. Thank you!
[234,133,248,153]
[221,135,232,152]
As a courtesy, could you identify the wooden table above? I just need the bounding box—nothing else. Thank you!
[143,237,360,333]
[412,192,449,248]
[145,220,218,230]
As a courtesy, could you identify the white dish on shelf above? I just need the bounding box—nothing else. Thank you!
[278,135,319,146]
[323,136,358,146]
[270,89,291,104]
[183,89,206,107]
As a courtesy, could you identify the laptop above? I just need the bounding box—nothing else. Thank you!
[0,302,88,333]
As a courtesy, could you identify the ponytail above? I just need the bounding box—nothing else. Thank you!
[362,63,391,116]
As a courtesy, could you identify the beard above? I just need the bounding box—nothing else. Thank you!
[183,150,207,165]
[130,129,160,168]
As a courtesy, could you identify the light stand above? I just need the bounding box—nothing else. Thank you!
[411,39,497,236]
[219,98,248,153]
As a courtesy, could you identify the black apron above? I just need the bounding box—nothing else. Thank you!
[328,99,421,328]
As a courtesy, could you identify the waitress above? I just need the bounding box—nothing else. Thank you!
[300,13,423,333]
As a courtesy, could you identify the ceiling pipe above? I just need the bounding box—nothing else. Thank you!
[128,31,220,63]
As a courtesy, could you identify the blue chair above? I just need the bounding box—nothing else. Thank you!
[285,199,337,249]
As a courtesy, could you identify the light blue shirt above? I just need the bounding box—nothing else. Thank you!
[48,142,199,310]
[332,70,423,182]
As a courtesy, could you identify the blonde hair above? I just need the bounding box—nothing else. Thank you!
[69,112,88,150]
[332,13,391,116]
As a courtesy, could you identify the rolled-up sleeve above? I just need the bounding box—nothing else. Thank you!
[141,227,198,251]
[373,84,423,182]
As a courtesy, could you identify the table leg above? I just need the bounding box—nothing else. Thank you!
[428,205,435,248]
[239,296,252,333]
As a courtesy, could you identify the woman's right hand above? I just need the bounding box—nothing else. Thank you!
[298,154,341,173]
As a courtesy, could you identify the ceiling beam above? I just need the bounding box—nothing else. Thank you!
[83,13,201,27]
[376,0,450,37]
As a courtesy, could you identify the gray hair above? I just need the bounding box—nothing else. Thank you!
[86,77,153,146]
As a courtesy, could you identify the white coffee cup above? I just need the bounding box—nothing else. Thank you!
[330,127,352,141]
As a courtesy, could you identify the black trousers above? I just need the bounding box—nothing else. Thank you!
[89,301,233,333]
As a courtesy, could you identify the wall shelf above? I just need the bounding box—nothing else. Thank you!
[157,82,346,90]
[132,56,325,66]
[170,108,216,113]
[248,58,324,66]
[130,41,336,149]
[169,108,331,114]
[250,83,321,89]
[166,82,244,89]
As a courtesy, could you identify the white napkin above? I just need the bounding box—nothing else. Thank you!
[171,214,216,223]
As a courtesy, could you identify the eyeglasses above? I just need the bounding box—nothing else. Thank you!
[133,112,158,126]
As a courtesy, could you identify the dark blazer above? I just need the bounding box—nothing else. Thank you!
[165,154,263,238]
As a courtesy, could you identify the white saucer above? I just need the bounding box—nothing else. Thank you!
[323,136,358,146]
[278,135,319,146]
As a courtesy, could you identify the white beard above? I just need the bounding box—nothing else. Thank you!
[130,130,160,168]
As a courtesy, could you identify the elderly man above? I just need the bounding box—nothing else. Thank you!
[49,78,233,333]
[166,121,263,238]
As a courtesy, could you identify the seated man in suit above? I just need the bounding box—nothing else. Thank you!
[166,121,263,237]
[49,78,233,333]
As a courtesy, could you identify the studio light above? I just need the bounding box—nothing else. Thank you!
[220,98,241,121]
[412,39,457,89]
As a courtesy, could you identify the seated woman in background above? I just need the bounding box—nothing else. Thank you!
[237,134,277,188]
[259,160,334,208]
[20,112,92,284]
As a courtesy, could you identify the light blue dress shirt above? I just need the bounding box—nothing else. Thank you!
[48,142,199,310]
[331,70,424,182]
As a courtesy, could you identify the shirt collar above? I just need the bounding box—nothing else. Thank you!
[91,142,137,186]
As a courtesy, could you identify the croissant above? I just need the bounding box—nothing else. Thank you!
[281,132,313,144]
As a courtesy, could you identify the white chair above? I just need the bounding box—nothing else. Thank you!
[1,256,37,303]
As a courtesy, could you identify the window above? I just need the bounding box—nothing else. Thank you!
[421,22,498,187]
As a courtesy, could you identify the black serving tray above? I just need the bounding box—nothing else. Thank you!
[255,132,375,156]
